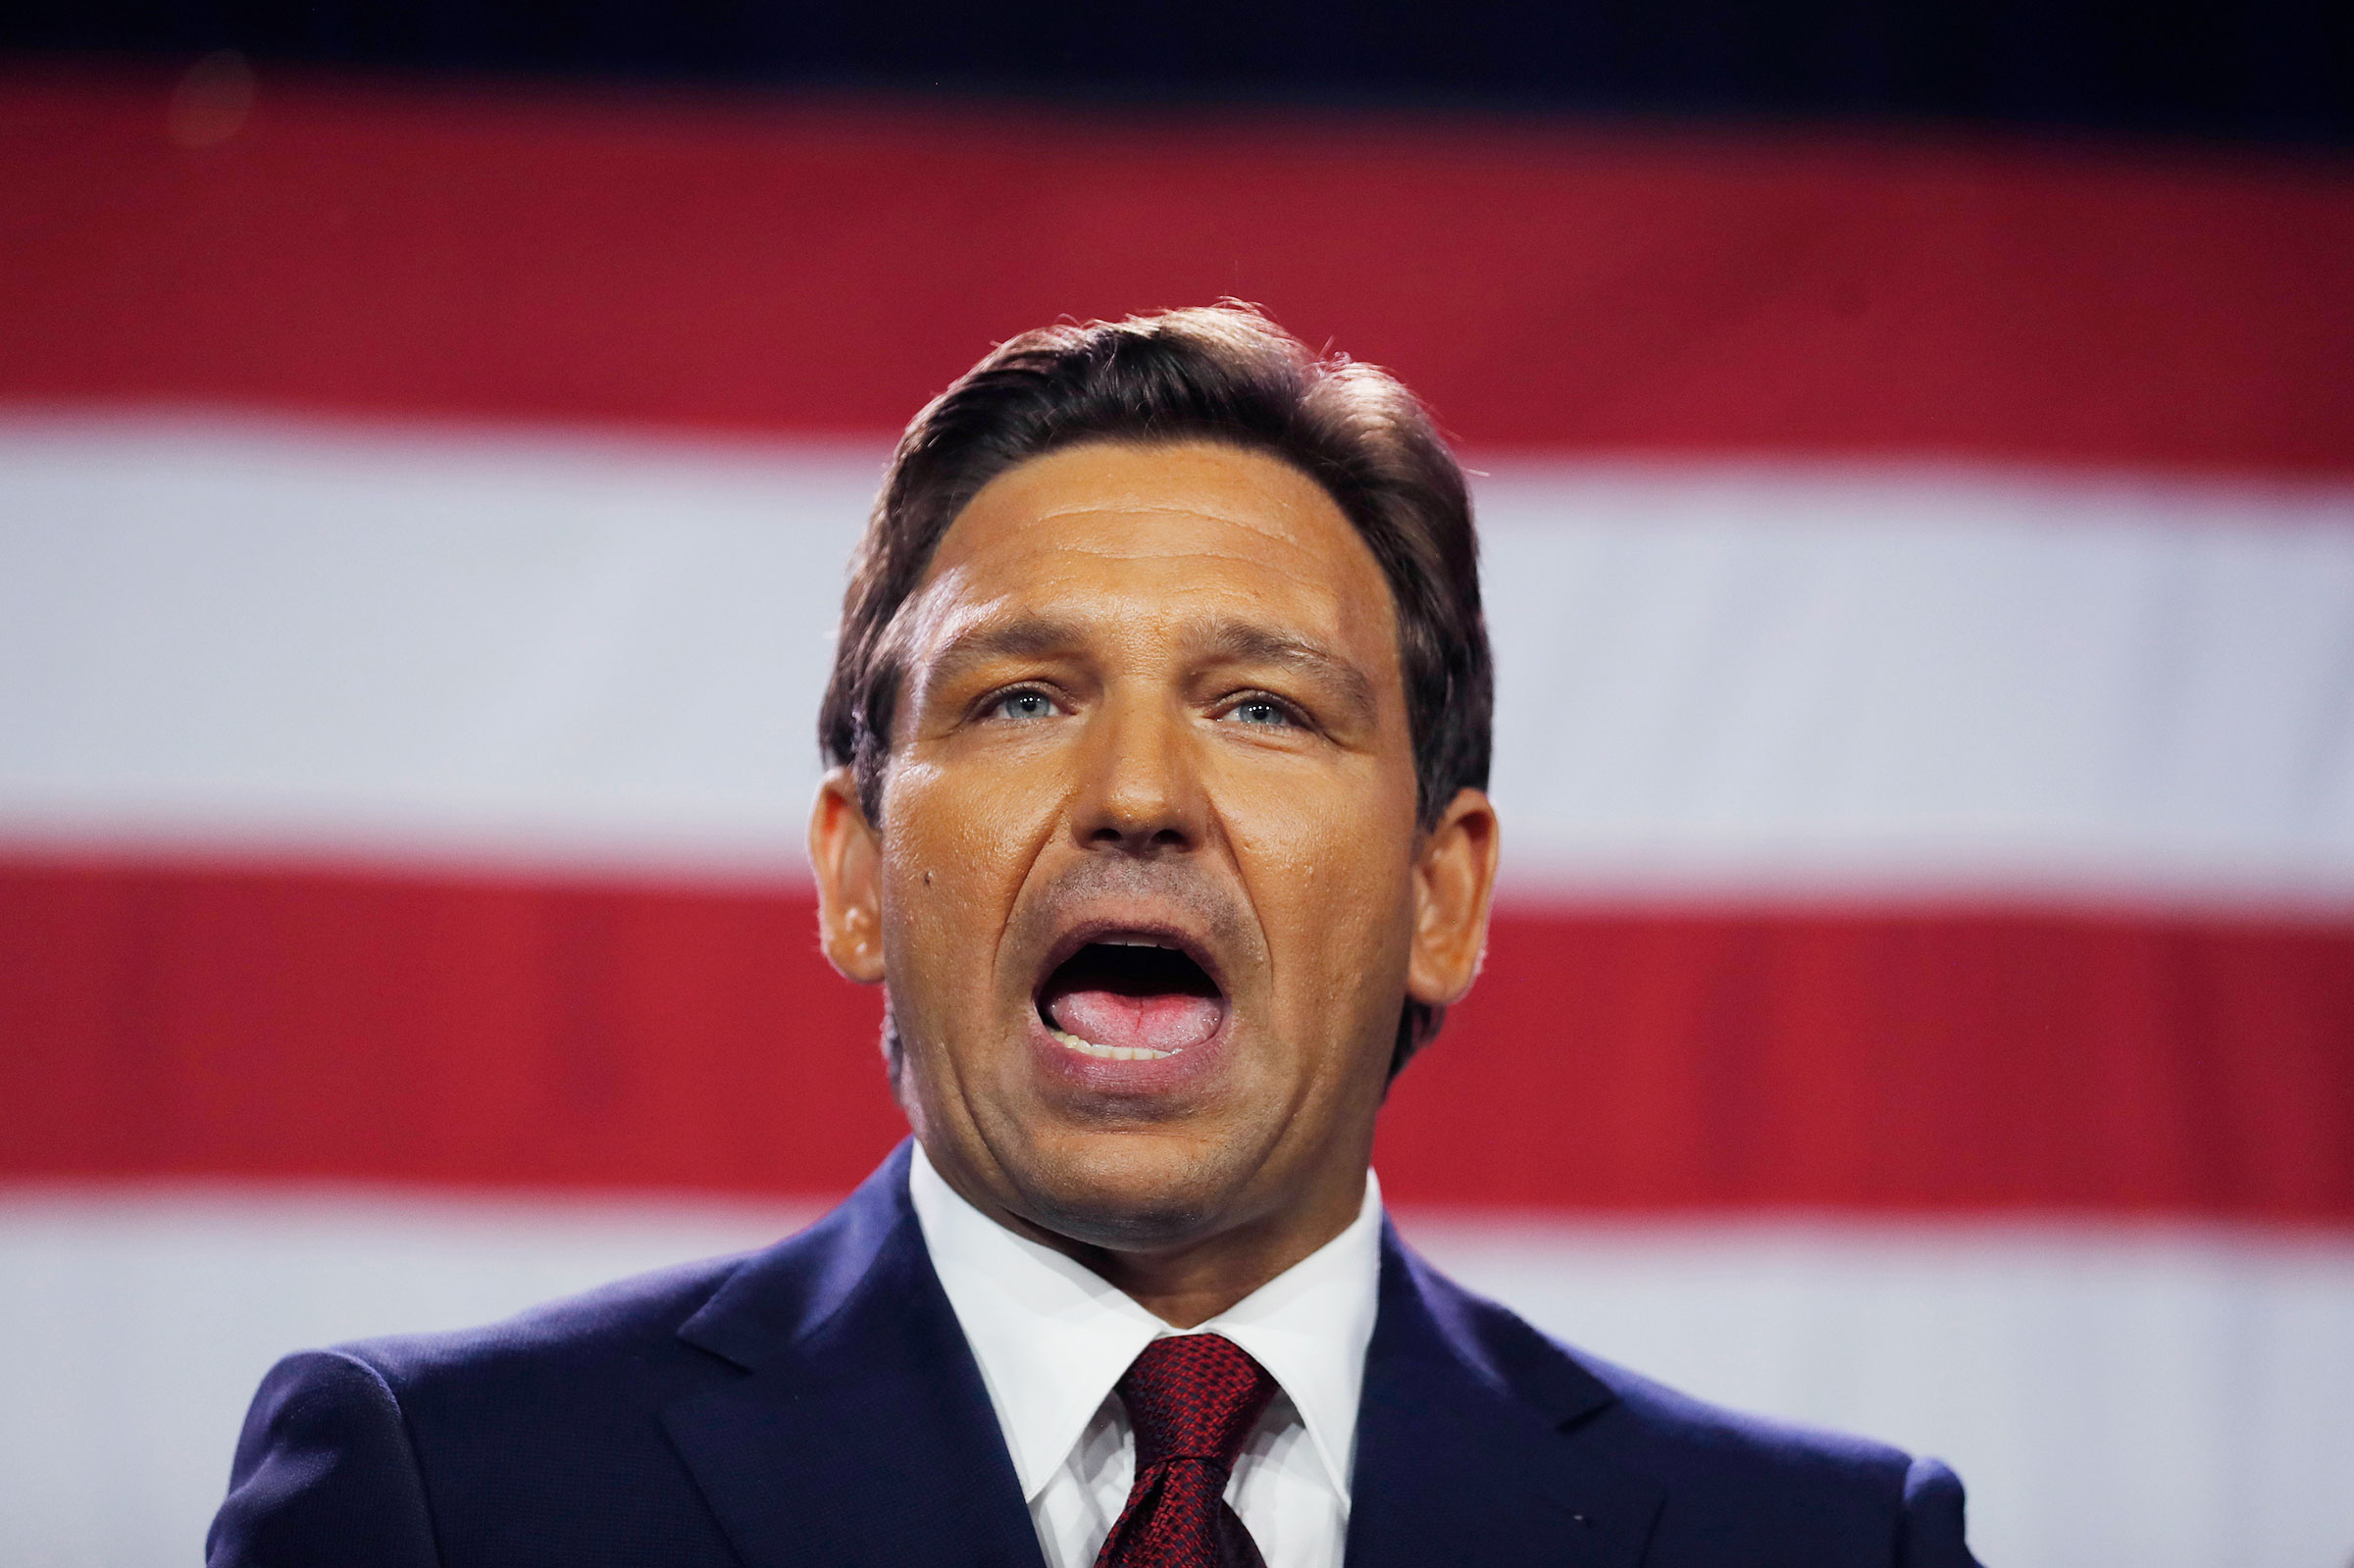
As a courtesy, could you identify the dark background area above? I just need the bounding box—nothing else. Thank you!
[6,0,2350,146]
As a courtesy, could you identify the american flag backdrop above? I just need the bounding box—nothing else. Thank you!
[3,53,2353,1568]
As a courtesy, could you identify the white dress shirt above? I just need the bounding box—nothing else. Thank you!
[908,1143,1383,1568]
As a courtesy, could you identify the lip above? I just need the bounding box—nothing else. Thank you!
[1033,916,1230,1004]
[1024,913,1234,1096]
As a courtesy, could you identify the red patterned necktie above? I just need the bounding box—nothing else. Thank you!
[1093,1334,1280,1568]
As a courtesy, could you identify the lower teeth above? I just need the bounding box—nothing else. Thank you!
[1049,1027,1176,1062]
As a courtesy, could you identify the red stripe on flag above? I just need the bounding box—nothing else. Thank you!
[4,67,2352,470]
[1387,906,2354,1220]
[5,854,2347,1219]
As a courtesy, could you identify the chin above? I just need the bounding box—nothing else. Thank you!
[1009,1125,1259,1252]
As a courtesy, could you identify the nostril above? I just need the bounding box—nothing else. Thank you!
[1084,822,1190,849]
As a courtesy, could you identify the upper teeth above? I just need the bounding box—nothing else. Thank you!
[1049,1028,1176,1062]
[1102,936,1168,947]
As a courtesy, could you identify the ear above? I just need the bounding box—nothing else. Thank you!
[1406,786,1500,1010]
[809,766,887,985]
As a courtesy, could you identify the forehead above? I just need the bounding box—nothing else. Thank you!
[916,440,1395,640]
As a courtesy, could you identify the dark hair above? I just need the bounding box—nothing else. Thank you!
[821,303,1491,1076]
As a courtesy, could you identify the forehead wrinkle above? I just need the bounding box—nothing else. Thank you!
[994,501,1335,570]
[1011,497,1318,532]
[921,531,1380,656]
[945,447,1384,614]
[1022,542,1365,614]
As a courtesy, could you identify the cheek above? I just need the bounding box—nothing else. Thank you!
[877,760,1052,985]
[1222,772,1420,1010]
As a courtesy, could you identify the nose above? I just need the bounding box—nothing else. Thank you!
[1071,690,1206,855]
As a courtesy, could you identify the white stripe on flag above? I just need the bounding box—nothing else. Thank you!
[3,415,2352,903]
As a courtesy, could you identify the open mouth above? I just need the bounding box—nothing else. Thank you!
[1036,937,1228,1062]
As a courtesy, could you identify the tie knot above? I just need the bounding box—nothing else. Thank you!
[1117,1334,1278,1474]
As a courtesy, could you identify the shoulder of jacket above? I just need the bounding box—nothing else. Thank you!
[1406,1252,1915,1496]
[328,1248,754,1393]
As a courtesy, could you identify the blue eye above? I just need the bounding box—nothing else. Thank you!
[1228,698,1292,727]
[993,690,1055,721]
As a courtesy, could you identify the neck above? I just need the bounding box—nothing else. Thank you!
[990,1169,1369,1329]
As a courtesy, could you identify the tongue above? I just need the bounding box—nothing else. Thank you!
[1047,986,1224,1054]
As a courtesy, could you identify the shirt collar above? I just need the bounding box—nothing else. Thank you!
[908,1141,1383,1506]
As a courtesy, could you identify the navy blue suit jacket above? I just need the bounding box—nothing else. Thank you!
[211,1142,1979,1566]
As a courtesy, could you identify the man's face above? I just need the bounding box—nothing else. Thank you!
[812,440,1493,1262]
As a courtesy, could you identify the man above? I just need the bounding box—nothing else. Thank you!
[211,305,1979,1566]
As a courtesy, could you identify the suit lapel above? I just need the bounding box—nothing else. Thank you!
[660,1143,1044,1568]
[1347,1224,1663,1568]
[656,1153,1663,1568]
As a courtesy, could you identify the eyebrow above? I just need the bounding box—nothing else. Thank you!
[920,615,1090,690]
[1197,621,1379,724]
[919,612,1378,725]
